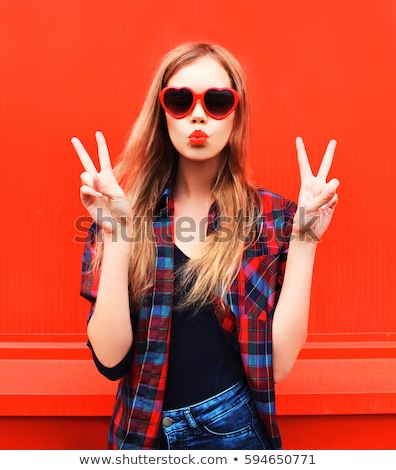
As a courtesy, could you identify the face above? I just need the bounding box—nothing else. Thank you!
[163,56,236,163]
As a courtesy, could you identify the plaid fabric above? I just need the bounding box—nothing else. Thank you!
[80,182,296,450]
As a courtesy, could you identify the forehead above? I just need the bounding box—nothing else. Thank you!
[167,56,232,90]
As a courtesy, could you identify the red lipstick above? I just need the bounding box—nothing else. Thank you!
[189,130,208,145]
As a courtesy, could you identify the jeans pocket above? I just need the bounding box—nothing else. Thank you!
[200,398,271,450]
[202,399,253,437]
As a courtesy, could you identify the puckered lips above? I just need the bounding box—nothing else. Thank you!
[188,130,208,146]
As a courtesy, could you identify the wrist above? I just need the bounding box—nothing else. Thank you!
[290,225,321,245]
[289,232,319,252]
[101,221,134,245]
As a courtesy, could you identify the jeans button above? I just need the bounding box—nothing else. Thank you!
[162,417,173,427]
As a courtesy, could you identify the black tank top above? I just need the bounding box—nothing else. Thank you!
[163,244,245,410]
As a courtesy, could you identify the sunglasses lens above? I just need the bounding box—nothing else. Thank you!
[204,89,235,118]
[163,89,193,117]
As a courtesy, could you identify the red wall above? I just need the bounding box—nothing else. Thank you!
[2,0,396,335]
[1,0,395,450]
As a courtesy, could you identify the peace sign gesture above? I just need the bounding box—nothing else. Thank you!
[71,131,132,233]
[293,137,340,242]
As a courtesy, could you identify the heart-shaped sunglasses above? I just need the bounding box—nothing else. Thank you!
[160,87,239,120]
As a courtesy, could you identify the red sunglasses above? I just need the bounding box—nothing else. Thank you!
[159,87,239,120]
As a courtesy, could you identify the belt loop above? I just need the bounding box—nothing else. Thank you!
[184,409,202,435]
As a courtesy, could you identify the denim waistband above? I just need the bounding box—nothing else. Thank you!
[161,378,252,433]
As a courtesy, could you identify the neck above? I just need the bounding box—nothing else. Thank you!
[173,156,220,202]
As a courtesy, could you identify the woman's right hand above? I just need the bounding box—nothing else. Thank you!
[71,131,132,233]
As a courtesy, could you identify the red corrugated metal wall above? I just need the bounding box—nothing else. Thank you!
[1,0,395,450]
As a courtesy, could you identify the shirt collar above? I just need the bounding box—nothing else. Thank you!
[153,180,172,217]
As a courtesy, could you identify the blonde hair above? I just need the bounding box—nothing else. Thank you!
[104,43,262,308]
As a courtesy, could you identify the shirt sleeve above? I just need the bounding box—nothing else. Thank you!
[80,222,99,322]
[276,198,297,291]
[91,345,134,381]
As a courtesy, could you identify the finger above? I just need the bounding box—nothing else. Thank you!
[80,171,94,186]
[80,185,103,198]
[320,179,340,208]
[71,137,98,174]
[310,178,339,210]
[328,177,340,192]
[322,192,339,210]
[81,172,106,196]
[95,131,113,171]
[296,136,313,180]
[92,173,106,193]
[317,139,337,180]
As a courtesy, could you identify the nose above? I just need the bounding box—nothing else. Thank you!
[190,99,207,123]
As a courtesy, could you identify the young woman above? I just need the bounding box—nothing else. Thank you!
[71,42,339,450]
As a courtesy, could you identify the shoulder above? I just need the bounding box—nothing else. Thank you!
[255,187,297,220]
[246,187,297,254]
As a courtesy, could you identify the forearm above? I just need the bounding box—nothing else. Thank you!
[272,237,318,383]
[87,229,133,367]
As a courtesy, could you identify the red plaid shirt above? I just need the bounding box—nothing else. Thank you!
[80,182,296,450]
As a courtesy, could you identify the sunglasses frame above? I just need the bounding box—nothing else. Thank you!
[159,87,240,120]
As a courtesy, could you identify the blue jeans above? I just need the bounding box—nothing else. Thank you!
[159,379,272,450]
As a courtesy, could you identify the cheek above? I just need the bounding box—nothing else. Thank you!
[165,117,183,145]
[217,116,235,143]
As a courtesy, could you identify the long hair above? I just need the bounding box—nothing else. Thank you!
[101,43,262,308]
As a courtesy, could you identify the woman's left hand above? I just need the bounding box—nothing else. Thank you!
[292,137,340,242]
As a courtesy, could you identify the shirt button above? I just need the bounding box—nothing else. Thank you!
[162,417,173,427]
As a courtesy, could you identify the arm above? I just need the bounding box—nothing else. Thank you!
[272,137,340,383]
[87,228,133,367]
[72,131,134,367]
